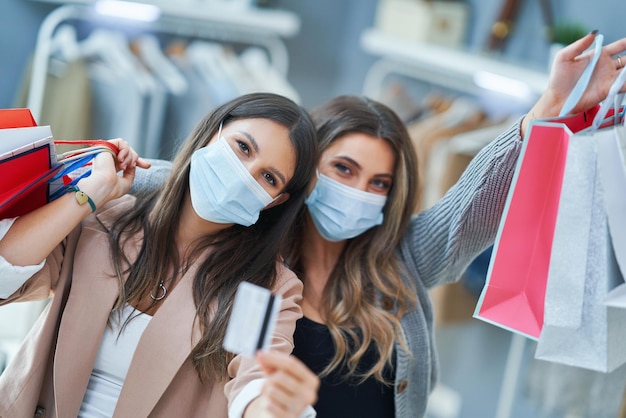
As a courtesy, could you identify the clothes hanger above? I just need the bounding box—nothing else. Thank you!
[185,41,224,82]
[133,34,188,95]
[79,29,160,96]
[202,41,256,95]
[50,24,80,62]
[78,29,135,80]
[185,40,239,103]
[239,47,301,103]
[434,96,486,130]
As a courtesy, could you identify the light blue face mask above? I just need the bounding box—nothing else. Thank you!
[189,131,275,227]
[305,173,387,242]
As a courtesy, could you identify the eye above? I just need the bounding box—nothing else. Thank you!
[236,140,250,155]
[263,172,277,187]
[334,162,351,175]
[371,178,392,193]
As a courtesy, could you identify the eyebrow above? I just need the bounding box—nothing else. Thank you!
[240,130,287,186]
[337,155,393,178]
[337,155,361,170]
[374,173,394,180]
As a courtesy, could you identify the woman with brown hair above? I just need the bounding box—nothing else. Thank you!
[0,92,319,418]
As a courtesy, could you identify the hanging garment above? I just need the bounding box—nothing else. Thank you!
[407,96,490,212]
[13,56,92,145]
[158,44,219,160]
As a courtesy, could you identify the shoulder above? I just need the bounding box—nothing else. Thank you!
[272,259,303,298]
[131,158,172,195]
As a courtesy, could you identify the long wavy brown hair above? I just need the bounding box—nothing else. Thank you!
[106,93,318,381]
[284,95,419,384]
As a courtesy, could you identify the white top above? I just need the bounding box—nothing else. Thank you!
[0,218,46,298]
[79,304,152,417]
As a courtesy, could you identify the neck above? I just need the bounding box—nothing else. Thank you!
[175,193,232,250]
[141,195,226,311]
[300,212,346,321]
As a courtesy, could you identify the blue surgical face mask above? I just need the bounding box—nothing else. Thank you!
[189,132,275,227]
[305,173,387,242]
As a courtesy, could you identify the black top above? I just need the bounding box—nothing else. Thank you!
[292,316,395,418]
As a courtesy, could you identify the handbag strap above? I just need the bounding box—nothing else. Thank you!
[592,64,626,130]
[559,33,604,117]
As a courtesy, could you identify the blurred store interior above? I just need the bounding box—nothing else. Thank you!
[2,1,626,417]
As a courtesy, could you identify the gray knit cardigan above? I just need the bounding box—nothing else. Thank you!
[393,119,522,418]
[132,119,523,418]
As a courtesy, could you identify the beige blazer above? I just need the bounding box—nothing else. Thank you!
[0,196,303,418]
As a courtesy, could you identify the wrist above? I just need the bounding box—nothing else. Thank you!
[75,178,111,210]
[521,94,562,138]
[66,185,96,213]
[533,91,564,119]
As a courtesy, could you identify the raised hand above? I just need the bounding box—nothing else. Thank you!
[522,32,626,136]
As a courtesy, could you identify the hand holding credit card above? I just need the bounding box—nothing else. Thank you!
[223,281,282,357]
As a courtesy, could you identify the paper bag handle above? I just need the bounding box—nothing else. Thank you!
[592,64,626,130]
[47,140,121,202]
[559,34,604,117]
[54,140,120,156]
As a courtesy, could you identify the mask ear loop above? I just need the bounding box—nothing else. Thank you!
[217,121,223,140]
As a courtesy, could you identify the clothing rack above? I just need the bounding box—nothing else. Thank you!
[27,1,300,121]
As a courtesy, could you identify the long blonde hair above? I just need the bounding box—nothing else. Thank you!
[284,95,420,383]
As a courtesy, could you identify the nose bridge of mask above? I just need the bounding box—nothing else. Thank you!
[216,136,274,206]
[319,173,387,206]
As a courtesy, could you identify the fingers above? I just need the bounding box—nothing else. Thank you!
[525,33,626,129]
[257,351,319,387]
[106,137,151,177]
[602,38,626,60]
[108,138,137,170]
[262,374,307,417]
[559,31,597,62]
[137,157,152,169]
[257,352,320,418]
[88,137,147,197]
[264,364,318,404]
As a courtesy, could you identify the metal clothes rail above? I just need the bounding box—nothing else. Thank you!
[27,1,299,120]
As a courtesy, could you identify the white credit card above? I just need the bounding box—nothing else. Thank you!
[223,281,282,357]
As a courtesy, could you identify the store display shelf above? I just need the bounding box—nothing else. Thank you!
[361,28,549,100]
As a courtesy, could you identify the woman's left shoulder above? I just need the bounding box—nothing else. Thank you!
[272,258,303,296]
[84,194,137,231]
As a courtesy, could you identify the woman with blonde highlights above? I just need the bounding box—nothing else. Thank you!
[284,32,626,418]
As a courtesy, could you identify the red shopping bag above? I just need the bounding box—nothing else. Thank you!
[0,109,60,219]
[473,106,603,339]
[0,108,37,129]
[0,144,60,219]
[0,108,119,219]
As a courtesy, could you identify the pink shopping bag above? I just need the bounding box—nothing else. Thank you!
[474,106,602,339]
